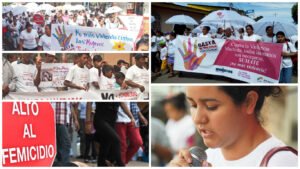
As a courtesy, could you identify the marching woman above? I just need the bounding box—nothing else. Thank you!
[169,86,297,167]
[86,102,129,166]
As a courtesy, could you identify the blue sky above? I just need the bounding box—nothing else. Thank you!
[174,2,297,24]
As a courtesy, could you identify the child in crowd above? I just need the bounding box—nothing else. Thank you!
[100,64,116,90]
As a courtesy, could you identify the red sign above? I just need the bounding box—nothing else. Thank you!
[33,14,44,25]
[2,102,56,167]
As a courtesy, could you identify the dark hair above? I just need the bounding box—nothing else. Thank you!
[245,24,254,31]
[239,28,245,33]
[25,22,32,29]
[46,24,51,30]
[115,72,125,79]
[102,64,113,74]
[170,32,177,38]
[276,31,286,37]
[79,53,90,57]
[219,86,281,121]
[136,35,149,49]
[203,26,211,32]
[162,93,187,113]
[266,26,273,32]
[113,65,121,72]
[93,55,102,62]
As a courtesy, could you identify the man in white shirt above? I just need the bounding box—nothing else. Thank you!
[125,54,149,100]
[64,53,90,91]
[19,22,39,50]
[11,53,41,92]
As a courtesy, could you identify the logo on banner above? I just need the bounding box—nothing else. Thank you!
[178,38,207,70]
[198,40,218,52]
[217,12,224,19]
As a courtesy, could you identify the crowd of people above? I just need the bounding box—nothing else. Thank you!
[2,53,149,100]
[151,24,298,83]
[52,102,149,166]
[2,3,149,51]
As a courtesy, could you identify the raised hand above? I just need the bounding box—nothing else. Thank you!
[52,25,73,50]
[178,38,207,70]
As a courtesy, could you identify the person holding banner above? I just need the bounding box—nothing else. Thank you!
[64,53,90,91]
[10,53,41,92]
[169,86,297,167]
[262,26,276,43]
[242,25,261,42]
[276,31,297,83]
[198,26,212,38]
[125,54,149,100]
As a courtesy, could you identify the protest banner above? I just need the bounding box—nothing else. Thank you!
[2,102,56,166]
[174,35,283,83]
[39,63,73,88]
[51,24,139,51]
[5,89,139,100]
[33,14,44,25]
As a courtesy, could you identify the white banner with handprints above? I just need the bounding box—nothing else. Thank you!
[51,24,139,51]
[5,89,139,100]
[40,63,73,88]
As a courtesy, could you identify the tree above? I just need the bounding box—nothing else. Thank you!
[291,3,297,24]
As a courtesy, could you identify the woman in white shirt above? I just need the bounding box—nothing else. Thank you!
[262,26,276,43]
[243,24,261,42]
[169,86,297,167]
[38,24,51,51]
[276,31,297,83]
[19,22,39,50]
[198,26,212,38]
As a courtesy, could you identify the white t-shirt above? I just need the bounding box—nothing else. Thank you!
[151,36,158,52]
[12,62,38,92]
[165,115,196,153]
[120,66,128,75]
[125,64,149,100]
[77,15,84,25]
[152,36,166,52]
[160,46,168,60]
[89,67,100,91]
[167,39,176,56]
[198,33,212,38]
[38,34,51,51]
[65,64,89,91]
[116,102,131,123]
[206,136,298,166]
[20,29,39,49]
[100,74,116,90]
[281,42,297,68]
[262,35,277,43]
[243,34,261,42]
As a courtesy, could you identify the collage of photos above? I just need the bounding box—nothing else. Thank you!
[1,0,299,168]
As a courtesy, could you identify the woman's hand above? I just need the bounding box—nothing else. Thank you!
[168,149,192,167]
[168,149,212,167]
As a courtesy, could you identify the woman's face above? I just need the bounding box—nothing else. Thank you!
[186,87,247,149]
[246,26,253,35]
[276,34,285,43]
